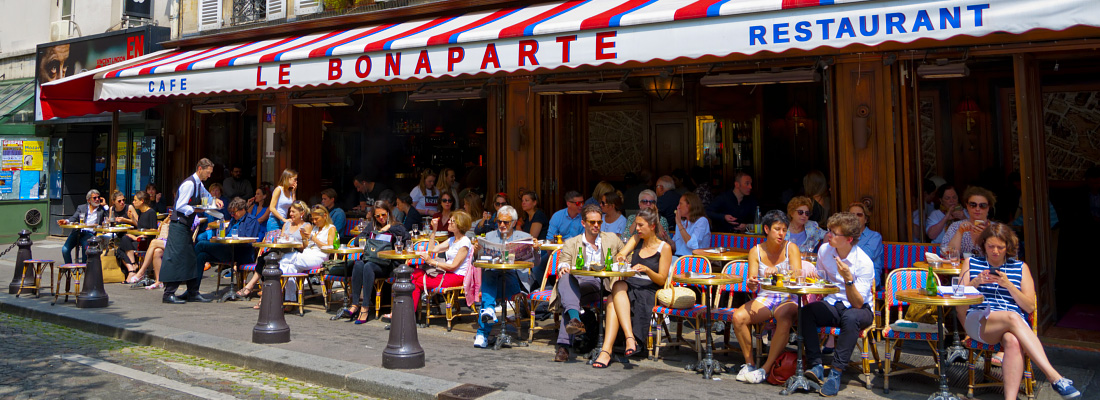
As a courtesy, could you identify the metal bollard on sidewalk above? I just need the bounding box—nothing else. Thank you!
[382,260,425,369]
[253,249,290,344]
[6,230,34,295]
[76,235,110,308]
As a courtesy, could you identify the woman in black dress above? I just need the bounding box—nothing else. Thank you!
[120,191,158,282]
[593,208,673,368]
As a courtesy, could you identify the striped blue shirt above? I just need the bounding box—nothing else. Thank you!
[967,257,1028,321]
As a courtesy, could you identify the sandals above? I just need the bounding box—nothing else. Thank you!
[592,350,612,368]
[125,273,143,284]
[624,337,639,357]
[143,282,163,290]
[236,288,253,298]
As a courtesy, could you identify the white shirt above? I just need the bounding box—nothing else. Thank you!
[559,234,604,271]
[816,243,875,308]
[174,173,215,217]
[444,236,473,276]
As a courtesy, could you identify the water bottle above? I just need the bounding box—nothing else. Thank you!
[333,235,341,250]
[575,246,585,270]
[753,206,762,234]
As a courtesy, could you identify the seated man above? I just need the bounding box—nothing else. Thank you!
[801,212,875,396]
[706,172,757,233]
[194,198,264,279]
[474,205,537,347]
[58,189,107,264]
[548,205,624,362]
[321,188,346,238]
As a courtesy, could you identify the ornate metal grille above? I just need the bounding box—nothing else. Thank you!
[231,0,266,25]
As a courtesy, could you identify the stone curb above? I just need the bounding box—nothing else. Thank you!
[0,293,547,400]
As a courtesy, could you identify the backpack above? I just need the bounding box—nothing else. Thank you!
[767,350,798,385]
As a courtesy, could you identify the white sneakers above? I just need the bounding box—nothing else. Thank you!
[735,364,766,384]
[479,308,497,324]
[474,334,488,348]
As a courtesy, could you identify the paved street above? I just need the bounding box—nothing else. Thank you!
[0,236,1096,399]
[0,312,375,399]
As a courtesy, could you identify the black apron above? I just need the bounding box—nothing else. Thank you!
[159,176,202,283]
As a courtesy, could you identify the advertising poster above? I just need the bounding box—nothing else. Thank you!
[0,171,12,194]
[2,140,22,171]
[22,140,43,171]
[19,171,40,200]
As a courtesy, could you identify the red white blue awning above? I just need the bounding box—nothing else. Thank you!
[40,0,1100,111]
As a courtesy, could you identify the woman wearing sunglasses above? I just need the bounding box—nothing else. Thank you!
[431,193,457,238]
[475,193,509,235]
[344,200,409,324]
[786,196,827,253]
[623,189,669,242]
[944,186,997,257]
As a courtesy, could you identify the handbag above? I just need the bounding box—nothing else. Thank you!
[361,237,395,267]
[767,350,799,385]
[323,259,349,277]
[656,286,696,309]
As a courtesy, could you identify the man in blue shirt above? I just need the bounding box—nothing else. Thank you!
[194,198,264,285]
[847,202,884,287]
[322,189,346,238]
[546,191,585,241]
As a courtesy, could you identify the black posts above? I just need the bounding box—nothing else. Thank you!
[76,235,109,308]
[7,230,33,295]
[382,261,424,369]
[252,249,290,343]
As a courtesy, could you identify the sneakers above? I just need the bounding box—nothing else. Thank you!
[735,364,753,382]
[819,369,841,397]
[479,308,497,325]
[745,367,767,384]
[805,363,825,384]
[1053,378,1081,399]
[473,334,489,348]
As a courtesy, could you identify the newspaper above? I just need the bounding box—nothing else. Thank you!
[478,238,537,261]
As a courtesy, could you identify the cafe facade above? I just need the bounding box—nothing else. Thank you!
[38,0,1100,339]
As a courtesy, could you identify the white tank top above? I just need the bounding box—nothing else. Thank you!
[756,242,793,297]
[274,188,294,219]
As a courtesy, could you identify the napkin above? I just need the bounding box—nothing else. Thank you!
[924,252,948,264]
[703,248,722,253]
[937,286,980,295]
[890,319,939,333]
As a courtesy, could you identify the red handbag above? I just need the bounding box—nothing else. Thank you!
[767,350,798,385]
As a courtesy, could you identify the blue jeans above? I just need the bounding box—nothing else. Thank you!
[61,230,93,264]
[477,269,524,337]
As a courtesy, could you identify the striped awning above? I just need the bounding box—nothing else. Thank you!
[39,0,1100,117]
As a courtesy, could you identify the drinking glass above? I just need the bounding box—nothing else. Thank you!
[395,241,404,253]
[951,277,964,298]
[404,240,411,254]
[797,275,806,286]
[412,224,419,237]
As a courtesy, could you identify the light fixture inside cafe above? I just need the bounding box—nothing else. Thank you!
[288,95,354,108]
[531,80,630,95]
[192,102,244,113]
[917,61,969,79]
[700,69,820,87]
[641,71,681,100]
[408,87,487,102]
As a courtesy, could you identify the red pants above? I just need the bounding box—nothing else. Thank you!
[411,270,464,311]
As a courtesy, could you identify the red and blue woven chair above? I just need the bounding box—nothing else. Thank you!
[966,308,1037,399]
[882,267,941,394]
[236,231,279,293]
[707,261,764,362]
[528,249,561,343]
[710,233,764,252]
[650,255,711,361]
[880,242,940,329]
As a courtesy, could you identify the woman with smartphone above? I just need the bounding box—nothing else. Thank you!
[943,186,996,257]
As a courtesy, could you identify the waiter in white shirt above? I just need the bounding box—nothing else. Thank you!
[800,212,875,397]
[160,158,222,304]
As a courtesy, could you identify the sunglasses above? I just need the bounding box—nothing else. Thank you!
[495,202,507,207]
[599,201,609,206]
[795,209,809,216]
[585,220,603,225]
[968,202,989,209]
[639,199,656,205]
[497,219,514,224]
[441,198,454,203]
[374,213,388,218]
[852,212,865,218]
[570,201,584,206]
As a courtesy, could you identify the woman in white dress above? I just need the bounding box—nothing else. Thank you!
[279,202,335,302]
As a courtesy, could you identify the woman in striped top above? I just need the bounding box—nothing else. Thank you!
[957,223,1080,399]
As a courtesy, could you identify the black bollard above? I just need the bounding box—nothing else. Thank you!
[382,261,425,369]
[76,235,109,308]
[7,230,34,295]
[253,249,290,343]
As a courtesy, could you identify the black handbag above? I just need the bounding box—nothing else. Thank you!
[323,259,349,277]
[362,237,395,267]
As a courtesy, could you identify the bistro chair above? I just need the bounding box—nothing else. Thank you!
[418,243,475,331]
[816,272,882,389]
[528,249,562,343]
[374,240,430,319]
[53,263,86,305]
[649,255,711,361]
[882,267,941,394]
[880,242,940,330]
[967,308,1038,399]
[16,259,55,299]
[707,261,761,361]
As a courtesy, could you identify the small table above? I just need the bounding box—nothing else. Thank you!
[126,229,161,237]
[59,224,96,230]
[672,273,742,379]
[157,213,169,220]
[377,249,421,261]
[761,283,840,395]
[912,261,969,363]
[474,261,534,350]
[896,289,984,400]
[538,242,564,252]
[569,268,638,364]
[913,261,962,277]
[211,236,259,302]
[692,248,749,263]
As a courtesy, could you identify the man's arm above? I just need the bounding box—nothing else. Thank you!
[705,194,728,226]
[331,210,346,234]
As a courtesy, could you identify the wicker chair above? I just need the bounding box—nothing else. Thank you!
[649,255,711,361]
[881,268,941,394]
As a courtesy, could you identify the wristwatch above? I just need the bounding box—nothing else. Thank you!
[845,280,855,286]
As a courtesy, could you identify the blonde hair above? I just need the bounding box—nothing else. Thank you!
[591,181,615,203]
[311,204,333,230]
[278,169,298,194]
[438,168,455,194]
[450,210,472,233]
[417,169,438,196]
[288,201,310,222]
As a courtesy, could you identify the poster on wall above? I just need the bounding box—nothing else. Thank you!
[19,171,40,200]
[0,171,12,194]
[22,140,43,171]
[2,140,22,171]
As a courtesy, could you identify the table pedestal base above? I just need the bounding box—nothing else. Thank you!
[782,374,822,395]
[927,390,962,400]
[492,329,528,350]
[686,354,726,379]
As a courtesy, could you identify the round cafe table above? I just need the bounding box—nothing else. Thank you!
[569,268,638,364]
[59,223,96,230]
[912,261,968,363]
[895,289,983,400]
[474,261,534,350]
[210,236,259,302]
[692,247,749,263]
[538,242,564,252]
[913,261,962,276]
[377,249,421,261]
[760,283,840,395]
[672,273,742,379]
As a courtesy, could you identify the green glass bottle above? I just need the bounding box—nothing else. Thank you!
[575,246,585,270]
[333,235,341,250]
[925,264,937,296]
[604,248,613,271]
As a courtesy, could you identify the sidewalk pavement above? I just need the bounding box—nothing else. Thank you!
[0,237,1095,399]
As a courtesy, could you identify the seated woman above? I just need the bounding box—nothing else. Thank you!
[593,209,673,368]
[462,192,484,238]
[475,193,508,235]
[786,196,827,253]
[731,210,802,383]
[248,185,273,236]
[345,201,409,324]
[600,191,627,238]
[925,184,966,244]
[239,201,316,302]
[623,190,670,242]
[107,190,134,226]
[431,192,457,238]
[672,192,710,256]
[413,210,474,314]
[944,185,996,257]
[958,223,1081,399]
[130,217,171,289]
[278,203,334,302]
[120,191,158,282]
[517,191,548,240]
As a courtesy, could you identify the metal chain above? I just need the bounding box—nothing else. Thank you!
[0,240,19,259]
